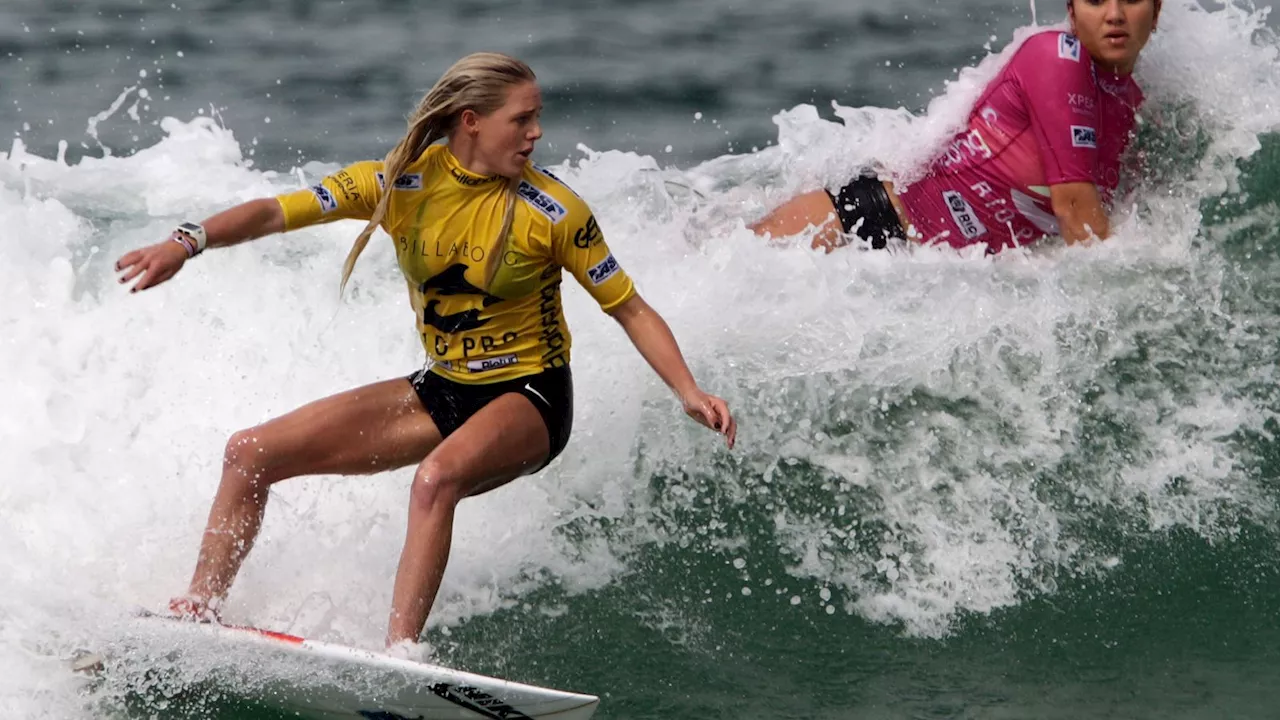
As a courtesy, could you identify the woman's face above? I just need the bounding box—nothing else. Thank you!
[469,81,543,178]
[1069,0,1161,75]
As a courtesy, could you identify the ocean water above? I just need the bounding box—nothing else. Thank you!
[4,0,1280,718]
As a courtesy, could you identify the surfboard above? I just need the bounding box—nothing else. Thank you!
[90,614,599,720]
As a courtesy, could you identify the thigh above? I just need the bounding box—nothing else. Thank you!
[423,392,551,499]
[241,378,443,480]
[748,189,843,251]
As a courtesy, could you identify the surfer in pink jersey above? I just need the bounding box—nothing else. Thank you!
[750,0,1161,253]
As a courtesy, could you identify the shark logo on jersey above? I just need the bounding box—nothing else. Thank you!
[375,172,424,190]
[418,264,504,334]
[1059,33,1081,62]
[516,181,567,223]
[310,185,338,213]
[1071,125,1097,148]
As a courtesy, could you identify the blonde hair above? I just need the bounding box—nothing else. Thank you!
[340,52,536,295]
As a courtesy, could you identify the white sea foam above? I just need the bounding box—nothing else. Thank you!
[2,1,1279,715]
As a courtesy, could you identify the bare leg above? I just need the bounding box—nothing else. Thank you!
[183,378,442,610]
[385,392,551,646]
[748,189,846,252]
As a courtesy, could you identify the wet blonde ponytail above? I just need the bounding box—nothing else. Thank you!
[339,53,536,296]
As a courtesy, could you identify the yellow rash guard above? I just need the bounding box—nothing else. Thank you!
[276,145,636,384]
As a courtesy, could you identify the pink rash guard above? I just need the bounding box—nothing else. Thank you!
[897,30,1144,252]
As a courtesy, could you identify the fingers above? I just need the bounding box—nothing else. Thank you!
[134,264,172,292]
[687,394,737,450]
[117,260,147,287]
[118,240,185,293]
[709,397,737,449]
[115,249,142,271]
[717,400,737,449]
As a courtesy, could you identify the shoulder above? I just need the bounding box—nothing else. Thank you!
[1003,30,1097,103]
[1012,30,1088,71]
[371,147,437,191]
[517,163,593,229]
[333,160,384,184]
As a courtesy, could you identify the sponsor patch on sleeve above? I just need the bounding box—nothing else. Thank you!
[1071,125,1097,148]
[311,185,338,213]
[375,172,424,190]
[1058,33,1081,62]
[587,253,621,285]
[516,181,568,224]
[373,170,424,188]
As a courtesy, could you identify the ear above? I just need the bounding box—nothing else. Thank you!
[459,108,480,135]
[1066,1,1077,35]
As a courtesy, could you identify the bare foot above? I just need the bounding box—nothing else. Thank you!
[384,638,432,663]
[167,595,222,623]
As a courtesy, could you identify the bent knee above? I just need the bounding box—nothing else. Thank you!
[409,457,464,513]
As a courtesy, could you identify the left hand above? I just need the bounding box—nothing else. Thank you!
[681,389,737,449]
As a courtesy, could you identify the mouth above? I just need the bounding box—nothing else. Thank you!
[516,148,534,160]
[1103,30,1130,46]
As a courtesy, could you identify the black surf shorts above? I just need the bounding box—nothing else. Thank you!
[408,365,573,471]
[826,175,907,249]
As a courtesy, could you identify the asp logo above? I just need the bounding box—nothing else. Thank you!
[516,181,568,224]
[942,190,987,240]
[310,185,338,213]
[1071,125,1097,148]
[1059,33,1081,62]
[587,254,620,285]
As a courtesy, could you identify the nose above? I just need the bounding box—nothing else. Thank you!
[528,120,543,142]
[1104,0,1126,23]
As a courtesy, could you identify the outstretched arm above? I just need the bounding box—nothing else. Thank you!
[609,294,737,448]
[116,198,285,292]
[1049,182,1110,245]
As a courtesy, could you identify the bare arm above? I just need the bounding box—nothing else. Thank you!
[198,197,286,249]
[116,198,286,292]
[609,294,737,448]
[1049,182,1110,245]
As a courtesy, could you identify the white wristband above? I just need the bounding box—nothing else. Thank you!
[175,221,207,254]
